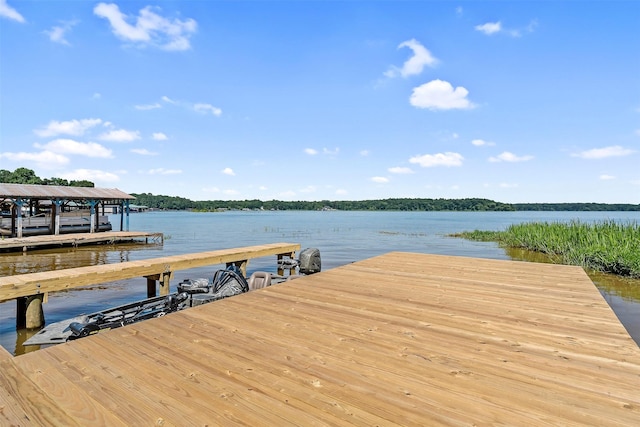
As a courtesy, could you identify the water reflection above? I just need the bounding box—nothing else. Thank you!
[0,242,163,276]
[15,328,41,354]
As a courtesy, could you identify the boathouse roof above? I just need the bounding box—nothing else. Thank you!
[0,183,135,201]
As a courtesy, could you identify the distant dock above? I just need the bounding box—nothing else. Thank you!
[0,231,163,253]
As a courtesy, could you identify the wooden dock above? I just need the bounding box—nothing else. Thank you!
[2,252,639,426]
[0,231,163,252]
[0,242,301,329]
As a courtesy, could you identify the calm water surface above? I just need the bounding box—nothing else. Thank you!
[2,210,639,355]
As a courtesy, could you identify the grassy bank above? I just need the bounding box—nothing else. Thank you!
[452,220,640,278]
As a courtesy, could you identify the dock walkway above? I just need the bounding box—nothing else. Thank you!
[2,252,640,425]
[0,231,163,252]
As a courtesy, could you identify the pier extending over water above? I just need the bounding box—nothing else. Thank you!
[0,231,163,252]
[1,251,639,425]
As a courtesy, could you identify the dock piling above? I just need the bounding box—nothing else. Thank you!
[16,294,45,329]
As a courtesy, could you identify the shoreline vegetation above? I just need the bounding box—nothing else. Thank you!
[451,220,640,278]
[129,194,640,212]
[2,169,639,212]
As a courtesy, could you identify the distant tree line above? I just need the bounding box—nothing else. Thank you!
[131,194,516,211]
[512,203,640,211]
[0,167,94,187]
[3,168,640,211]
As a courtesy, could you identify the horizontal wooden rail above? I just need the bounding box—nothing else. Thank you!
[0,242,300,304]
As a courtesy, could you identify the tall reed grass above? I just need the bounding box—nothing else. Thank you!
[454,220,640,278]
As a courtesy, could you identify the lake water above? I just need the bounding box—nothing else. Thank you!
[2,210,639,355]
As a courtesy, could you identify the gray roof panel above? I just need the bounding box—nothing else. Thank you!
[0,183,136,201]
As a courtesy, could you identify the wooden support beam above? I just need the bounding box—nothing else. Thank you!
[277,251,297,276]
[226,259,248,277]
[0,242,300,303]
[159,272,171,296]
[146,277,156,298]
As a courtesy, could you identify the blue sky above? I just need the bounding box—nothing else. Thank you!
[1,1,638,203]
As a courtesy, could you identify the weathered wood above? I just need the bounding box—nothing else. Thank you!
[2,252,639,425]
[0,242,300,302]
[0,230,163,252]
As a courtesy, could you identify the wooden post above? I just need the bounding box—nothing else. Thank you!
[125,200,130,232]
[160,272,172,296]
[53,199,63,235]
[226,260,247,277]
[277,252,297,276]
[16,294,45,329]
[15,199,24,238]
[88,199,98,233]
[146,277,157,298]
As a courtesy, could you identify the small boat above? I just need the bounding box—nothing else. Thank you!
[24,248,321,346]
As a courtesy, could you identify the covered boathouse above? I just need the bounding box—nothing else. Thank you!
[0,183,136,238]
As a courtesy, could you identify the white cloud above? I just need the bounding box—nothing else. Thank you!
[489,151,534,162]
[299,185,317,193]
[409,152,464,167]
[385,39,438,78]
[360,150,370,156]
[152,132,168,140]
[499,183,519,188]
[0,0,25,23]
[335,189,347,195]
[223,189,240,196]
[475,20,536,37]
[135,103,162,110]
[323,147,340,155]
[259,186,267,191]
[0,150,69,167]
[44,21,77,45]
[194,103,222,116]
[599,174,616,180]
[572,145,635,159]
[410,79,475,110]
[34,118,102,137]
[471,139,495,147]
[388,167,414,174]
[371,176,389,183]
[222,167,235,176]
[148,168,182,175]
[131,148,158,156]
[34,139,113,158]
[158,96,221,116]
[58,169,119,183]
[475,21,502,35]
[98,129,141,142]
[304,148,318,155]
[93,3,197,51]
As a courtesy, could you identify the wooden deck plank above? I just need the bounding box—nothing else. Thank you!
[4,252,640,425]
[0,347,80,426]
[198,291,639,425]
